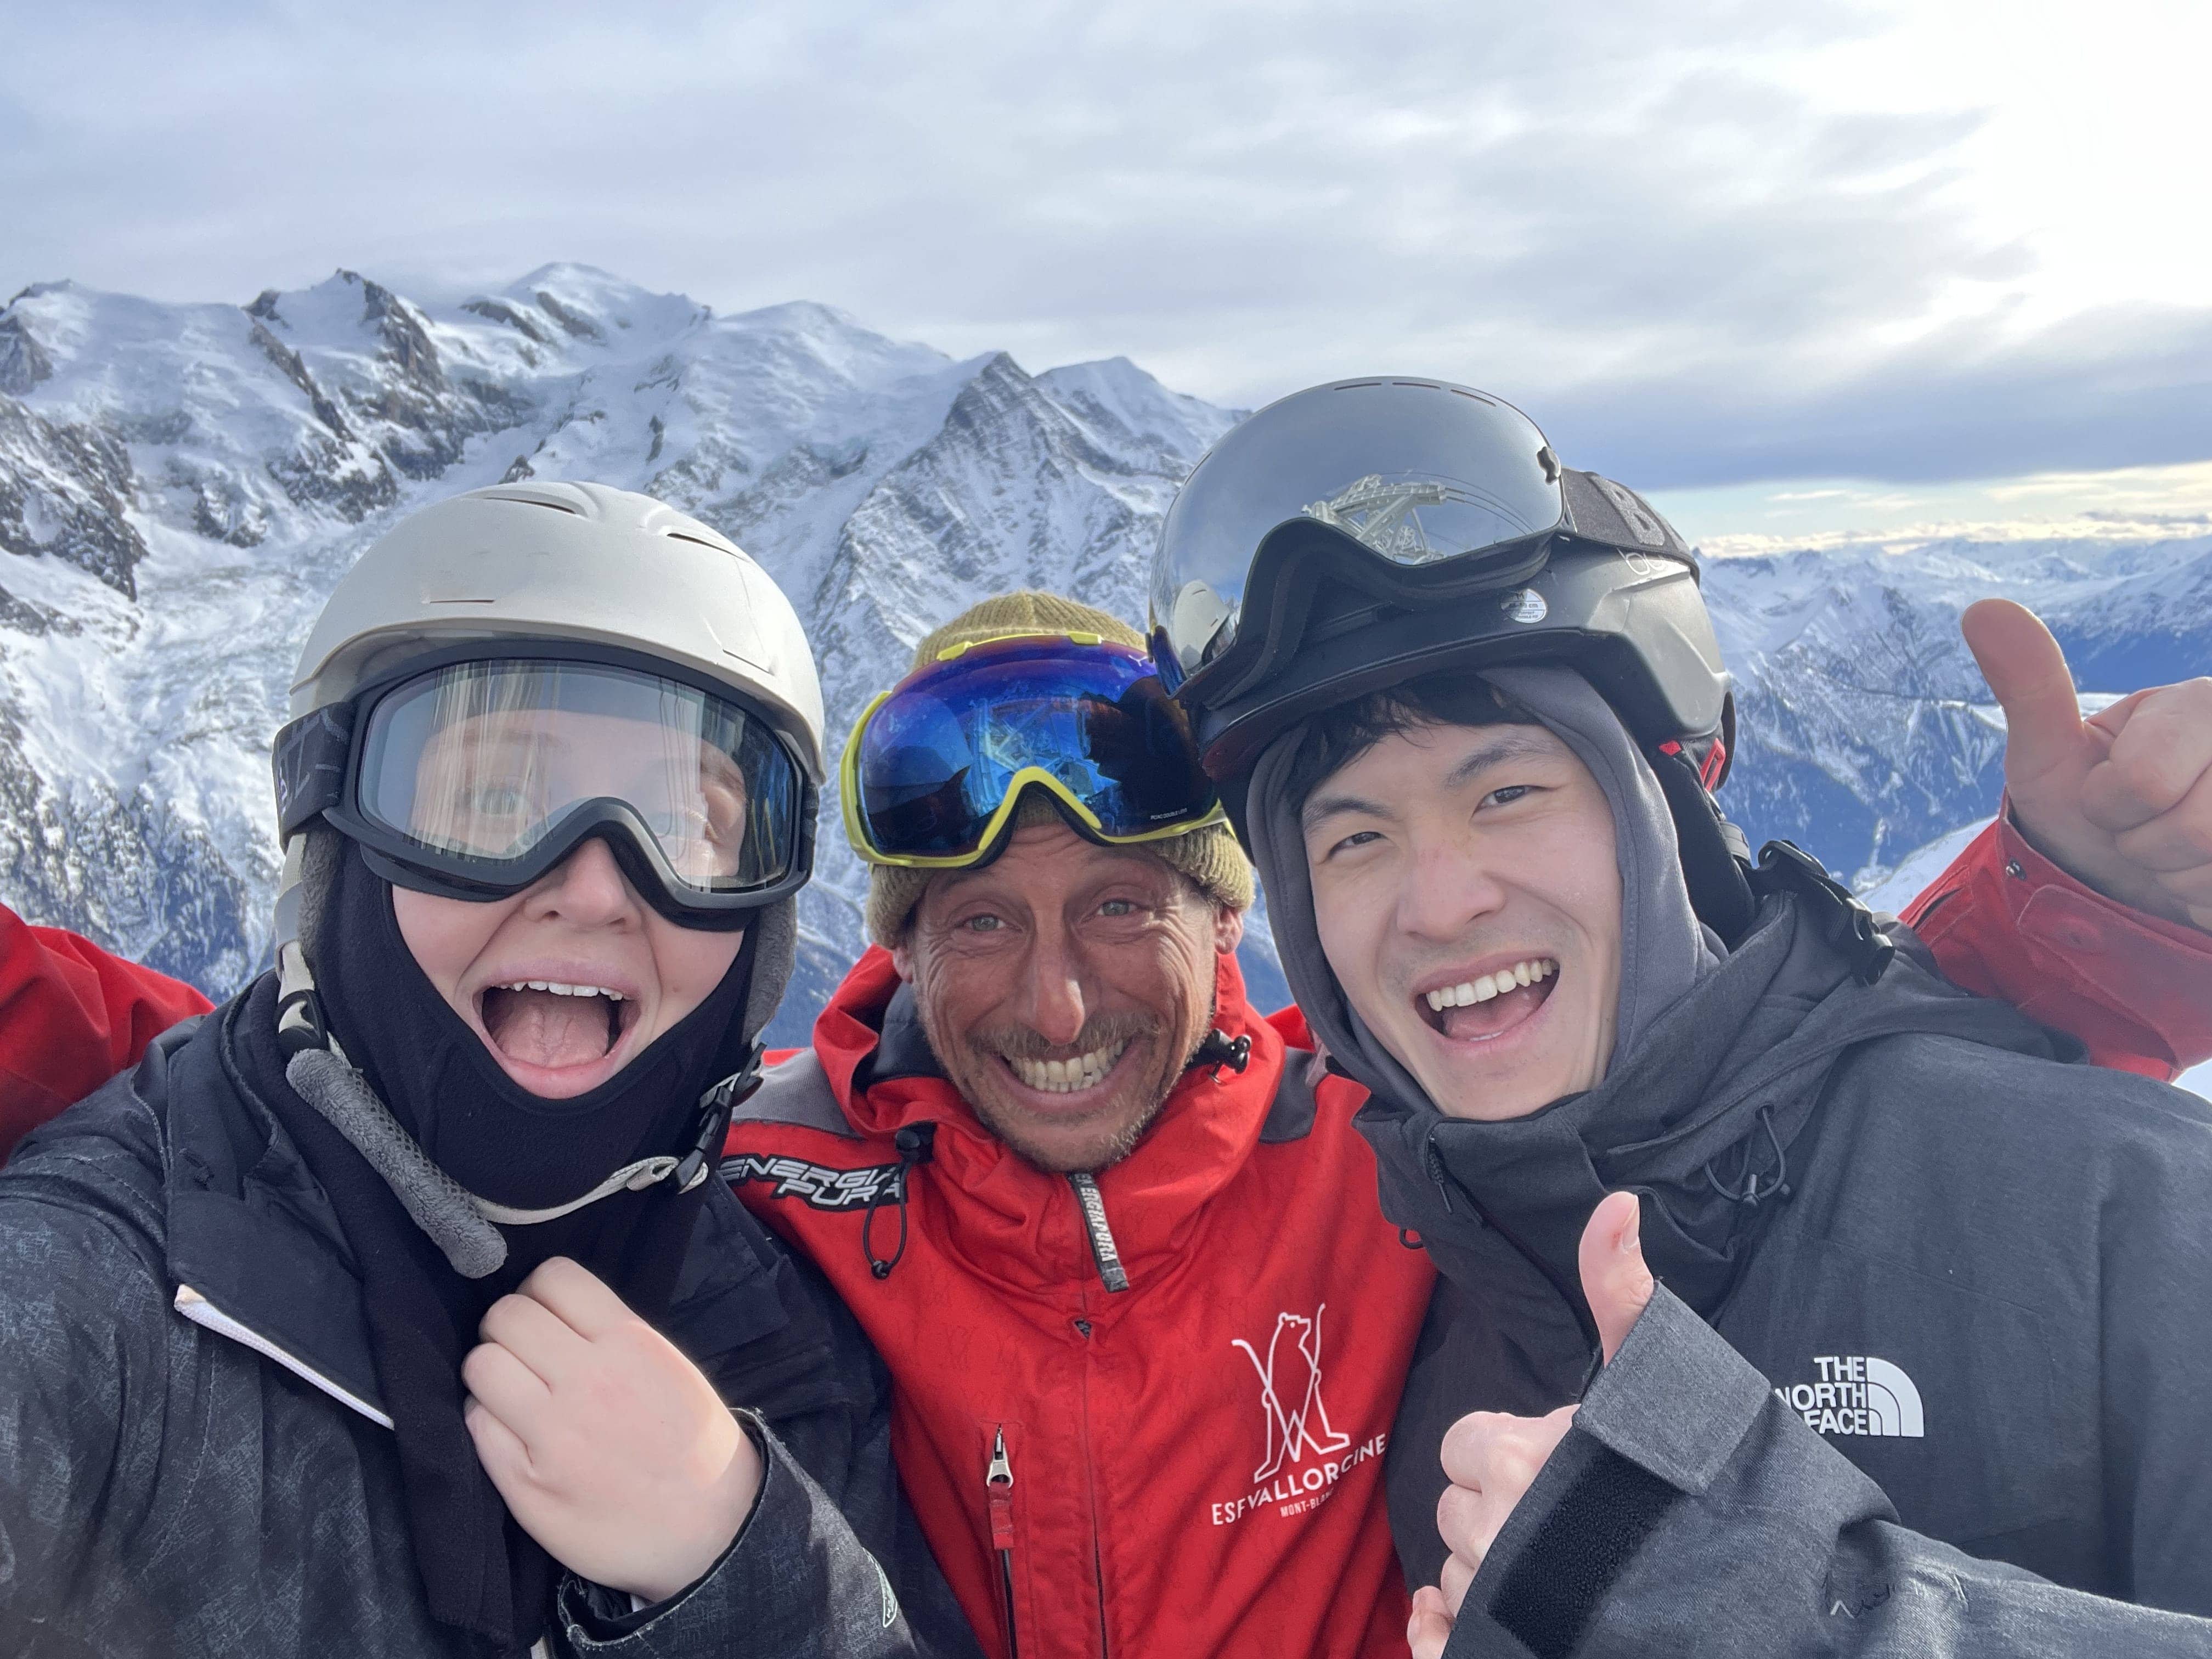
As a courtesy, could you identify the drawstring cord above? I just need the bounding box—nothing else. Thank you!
[1697,1105,1792,1207]
[862,1122,938,1280]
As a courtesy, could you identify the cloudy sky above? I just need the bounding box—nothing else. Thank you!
[4,0,2208,540]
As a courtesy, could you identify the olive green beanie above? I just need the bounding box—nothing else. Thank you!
[861,591,1255,947]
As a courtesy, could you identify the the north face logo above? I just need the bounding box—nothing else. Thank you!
[1210,1305,1385,1527]
[1776,1355,1924,1438]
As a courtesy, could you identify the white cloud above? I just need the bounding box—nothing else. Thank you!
[2,0,2208,498]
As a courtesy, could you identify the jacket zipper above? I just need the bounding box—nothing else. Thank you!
[987,1425,1020,1658]
[1067,1173,1130,1293]
[1076,1317,1111,1658]
[173,1284,394,1429]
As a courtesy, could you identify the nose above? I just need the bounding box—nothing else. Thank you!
[1016,914,1090,1047]
[1397,830,1509,942]
[522,836,644,929]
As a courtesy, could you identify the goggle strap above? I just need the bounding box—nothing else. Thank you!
[273,706,356,841]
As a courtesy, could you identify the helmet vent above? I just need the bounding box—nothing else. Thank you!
[663,530,730,553]
[484,493,579,516]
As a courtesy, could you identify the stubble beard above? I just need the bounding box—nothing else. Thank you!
[921,1002,1215,1175]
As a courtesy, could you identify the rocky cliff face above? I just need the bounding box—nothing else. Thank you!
[0,263,2203,1048]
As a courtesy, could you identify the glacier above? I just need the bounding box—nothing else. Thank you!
[1,263,2207,1065]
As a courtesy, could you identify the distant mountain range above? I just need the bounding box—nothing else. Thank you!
[3,264,2207,1059]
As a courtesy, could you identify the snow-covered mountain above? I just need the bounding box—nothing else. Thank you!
[0,265,1243,1040]
[2,264,2206,1056]
[1705,535,2212,893]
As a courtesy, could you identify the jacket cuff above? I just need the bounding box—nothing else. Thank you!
[552,1415,908,1658]
[1444,1289,1768,1659]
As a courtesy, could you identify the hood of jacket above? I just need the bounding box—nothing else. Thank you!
[809,944,1294,1292]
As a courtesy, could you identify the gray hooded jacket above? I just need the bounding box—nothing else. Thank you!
[1249,665,2212,1657]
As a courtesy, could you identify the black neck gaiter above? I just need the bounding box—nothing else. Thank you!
[252,841,760,1654]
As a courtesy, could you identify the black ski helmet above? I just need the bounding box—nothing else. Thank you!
[1150,376,1757,939]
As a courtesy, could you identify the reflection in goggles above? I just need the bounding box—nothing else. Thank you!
[359,662,795,891]
[850,636,1219,865]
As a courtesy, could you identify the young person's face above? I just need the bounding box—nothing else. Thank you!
[894,817,1243,1172]
[1301,721,1622,1120]
[394,836,744,1100]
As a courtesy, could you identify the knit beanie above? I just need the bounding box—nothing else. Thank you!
[862,591,1255,946]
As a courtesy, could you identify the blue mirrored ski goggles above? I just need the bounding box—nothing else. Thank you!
[842,633,1224,868]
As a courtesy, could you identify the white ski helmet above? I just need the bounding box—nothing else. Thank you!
[270,481,825,953]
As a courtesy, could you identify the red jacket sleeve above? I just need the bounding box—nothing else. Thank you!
[1902,812,2212,1081]
[0,907,212,1160]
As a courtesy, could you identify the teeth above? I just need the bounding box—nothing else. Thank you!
[1008,1039,1130,1094]
[498,980,626,1001]
[1423,960,1556,1012]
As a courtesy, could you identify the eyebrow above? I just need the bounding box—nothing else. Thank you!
[1300,727,1562,832]
[1443,728,1561,789]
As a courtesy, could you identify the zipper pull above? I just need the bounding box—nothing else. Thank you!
[1423,1130,1457,1215]
[1068,1172,1131,1293]
[987,1425,1020,1656]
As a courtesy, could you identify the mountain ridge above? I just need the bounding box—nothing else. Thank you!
[1,266,2205,1052]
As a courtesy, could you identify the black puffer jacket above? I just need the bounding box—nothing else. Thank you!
[0,996,981,1658]
[1367,895,2212,1654]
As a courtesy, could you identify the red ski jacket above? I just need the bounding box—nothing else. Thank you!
[728,946,1434,1659]
[0,909,209,1160]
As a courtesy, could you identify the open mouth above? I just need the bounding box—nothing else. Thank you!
[478,980,639,1071]
[1417,958,1559,1043]
[998,1036,1134,1097]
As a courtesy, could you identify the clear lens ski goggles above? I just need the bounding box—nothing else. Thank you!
[275,646,815,925]
[841,633,1224,870]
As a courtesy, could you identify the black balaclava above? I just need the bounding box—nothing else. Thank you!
[248,835,763,1655]
[1246,662,1722,1118]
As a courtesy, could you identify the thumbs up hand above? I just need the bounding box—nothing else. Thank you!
[1409,1194,1655,1659]
[1964,599,2212,933]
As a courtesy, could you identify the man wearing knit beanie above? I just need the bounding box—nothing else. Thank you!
[720,590,1439,1658]
[861,590,1256,1171]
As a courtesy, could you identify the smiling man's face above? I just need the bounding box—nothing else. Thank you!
[894,816,1243,1172]
[1301,720,1622,1121]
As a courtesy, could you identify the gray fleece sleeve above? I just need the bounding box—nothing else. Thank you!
[1441,1289,2212,1659]
[549,1417,973,1659]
